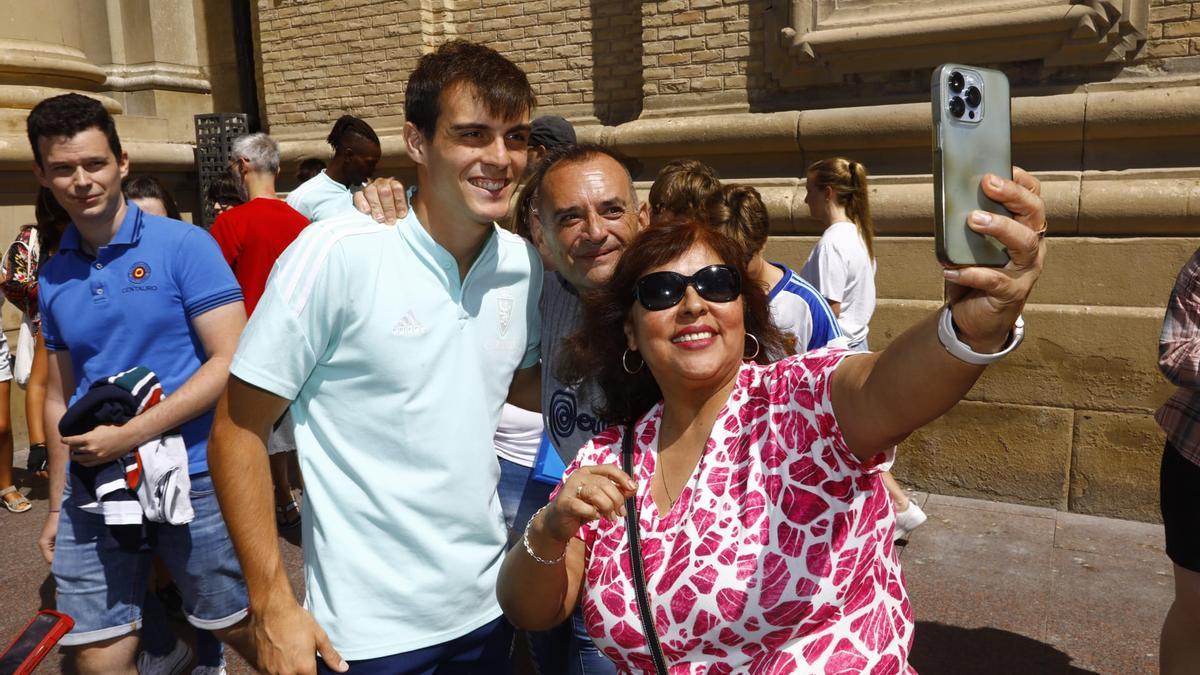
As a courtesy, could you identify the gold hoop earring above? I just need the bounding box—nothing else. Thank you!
[744,334,760,360]
[622,349,644,374]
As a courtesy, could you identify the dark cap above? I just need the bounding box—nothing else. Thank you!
[529,115,577,152]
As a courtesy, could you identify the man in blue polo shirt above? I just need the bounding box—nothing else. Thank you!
[208,41,541,674]
[27,93,255,673]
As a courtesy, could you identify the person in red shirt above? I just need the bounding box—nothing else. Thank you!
[210,132,308,529]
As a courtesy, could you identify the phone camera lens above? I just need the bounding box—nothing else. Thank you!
[949,97,966,118]
[948,71,965,93]
[964,86,981,107]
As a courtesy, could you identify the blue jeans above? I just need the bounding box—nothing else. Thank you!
[497,457,554,538]
[52,473,249,646]
[317,617,511,675]
[497,459,616,675]
[567,608,615,675]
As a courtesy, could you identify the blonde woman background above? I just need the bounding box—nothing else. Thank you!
[801,157,926,539]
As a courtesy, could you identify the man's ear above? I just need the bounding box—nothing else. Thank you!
[118,151,130,180]
[403,122,427,167]
[636,201,650,233]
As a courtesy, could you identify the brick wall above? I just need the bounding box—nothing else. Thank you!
[257,1,423,129]
[641,0,751,99]
[258,0,636,131]
[1144,0,1200,58]
[258,0,1200,128]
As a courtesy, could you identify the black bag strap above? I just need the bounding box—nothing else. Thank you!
[622,424,669,675]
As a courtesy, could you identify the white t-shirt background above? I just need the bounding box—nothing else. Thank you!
[799,220,876,349]
[494,403,544,467]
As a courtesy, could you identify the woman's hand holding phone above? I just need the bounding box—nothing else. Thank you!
[942,168,1046,351]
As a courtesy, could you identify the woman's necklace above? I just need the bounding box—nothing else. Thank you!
[658,465,678,509]
[657,444,706,511]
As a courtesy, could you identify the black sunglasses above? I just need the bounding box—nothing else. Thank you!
[634,265,742,311]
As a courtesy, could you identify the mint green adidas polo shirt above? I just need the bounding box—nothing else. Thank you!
[230,206,542,660]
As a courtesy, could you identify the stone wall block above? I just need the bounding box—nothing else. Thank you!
[1079,173,1200,235]
[869,300,1176,413]
[611,111,800,157]
[1070,410,1166,522]
[894,401,1073,511]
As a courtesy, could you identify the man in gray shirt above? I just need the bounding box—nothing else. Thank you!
[534,144,647,461]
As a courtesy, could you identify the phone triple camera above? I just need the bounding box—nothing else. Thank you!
[947,70,983,122]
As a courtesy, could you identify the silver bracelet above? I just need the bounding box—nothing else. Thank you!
[522,504,566,566]
[937,304,1025,365]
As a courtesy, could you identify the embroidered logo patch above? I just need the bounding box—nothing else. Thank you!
[497,295,514,338]
[128,262,151,284]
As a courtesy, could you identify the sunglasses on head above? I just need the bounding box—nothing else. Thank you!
[634,264,742,311]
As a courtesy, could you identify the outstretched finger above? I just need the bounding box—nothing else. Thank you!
[967,210,1043,269]
[1012,166,1041,197]
[944,265,1016,302]
[979,172,1045,233]
[384,178,408,220]
[584,464,638,497]
[560,492,601,524]
[352,191,372,219]
[315,624,348,673]
[584,479,629,520]
[370,179,397,224]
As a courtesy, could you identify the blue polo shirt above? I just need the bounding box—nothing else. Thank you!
[39,202,243,475]
[231,203,541,659]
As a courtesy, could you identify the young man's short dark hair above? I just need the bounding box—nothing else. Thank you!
[404,40,537,138]
[26,93,122,168]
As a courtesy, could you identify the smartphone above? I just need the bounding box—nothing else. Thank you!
[932,63,1012,267]
[0,610,74,675]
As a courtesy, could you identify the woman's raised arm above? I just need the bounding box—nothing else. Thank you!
[832,169,1046,461]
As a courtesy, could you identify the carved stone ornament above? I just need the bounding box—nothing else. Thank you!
[765,0,1149,86]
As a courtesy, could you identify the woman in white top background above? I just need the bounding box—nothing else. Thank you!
[801,157,927,539]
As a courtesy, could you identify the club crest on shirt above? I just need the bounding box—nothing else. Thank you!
[497,294,514,338]
[128,262,151,284]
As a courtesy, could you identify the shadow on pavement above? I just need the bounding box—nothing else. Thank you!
[910,622,1100,674]
[37,572,54,609]
[13,467,48,501]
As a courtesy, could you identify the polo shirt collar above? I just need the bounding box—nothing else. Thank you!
[59,200,144,253]
[398,187,498,279]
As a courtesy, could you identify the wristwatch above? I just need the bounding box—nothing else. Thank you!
[937,304,1024,365]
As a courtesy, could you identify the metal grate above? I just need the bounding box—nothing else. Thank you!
[194,113,248,227]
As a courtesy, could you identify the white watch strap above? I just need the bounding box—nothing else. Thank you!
[937,304,1024,365]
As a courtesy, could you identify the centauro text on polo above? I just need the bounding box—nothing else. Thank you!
[230,207,542,660]
[38,202,244,475]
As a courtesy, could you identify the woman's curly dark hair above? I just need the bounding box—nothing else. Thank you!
[558,218,795,425]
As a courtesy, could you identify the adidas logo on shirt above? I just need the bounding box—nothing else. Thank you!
[392,310,428,337]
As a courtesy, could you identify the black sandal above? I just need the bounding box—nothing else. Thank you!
[26,443,47,474]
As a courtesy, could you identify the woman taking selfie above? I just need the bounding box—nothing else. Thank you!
[498,170,1046,672]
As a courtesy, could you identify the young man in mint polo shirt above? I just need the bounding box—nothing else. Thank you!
[27,93,256,673]
[209,41,542,674]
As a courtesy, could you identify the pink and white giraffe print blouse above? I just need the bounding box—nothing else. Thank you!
[558,350,915,674]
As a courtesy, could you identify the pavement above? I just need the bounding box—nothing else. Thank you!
[0,453,1172,674]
